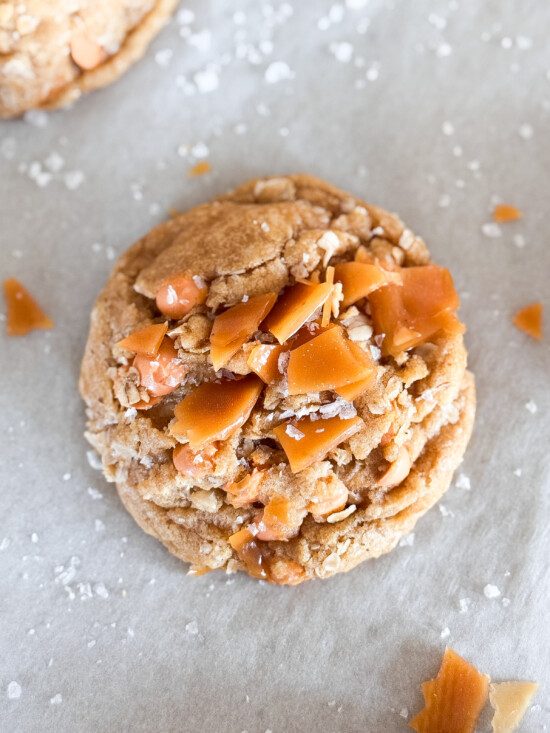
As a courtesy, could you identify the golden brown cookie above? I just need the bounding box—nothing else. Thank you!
[0,0,178,118]
[80,175,476,584]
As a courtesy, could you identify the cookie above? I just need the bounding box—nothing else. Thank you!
[0,0,178,118]
[80,174,475,584]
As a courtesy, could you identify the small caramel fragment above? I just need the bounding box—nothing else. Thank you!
[252,495,302,541]
[225,469,264,507]
[228,528,269,580]
[489,681,539,733]
[70,32,107,70]
[268,558,306,585]
[173,444,214,479]
[334,340,377,401]
[274,414,362,473]
[4,278,53,336]
[247,343,284,383]
[156,275,208,319]
[187,565,212,577]
[132,396,161,410]
[321,266,335,327]
[334,261,399,308]
[287,326,375,396]
[117,323,167,356]
[513,302,542,341]
[377,446,411,488]
[409,647,490,733]
[133,337,186,398]
[189,161,212,178]
[493,204,522,223]
[263,280,333,344]
[172,374,263,448]
[210,292,277,370]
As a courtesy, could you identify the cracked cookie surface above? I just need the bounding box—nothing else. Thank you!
[80,174,475,584]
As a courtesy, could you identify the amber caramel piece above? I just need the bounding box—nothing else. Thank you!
[133,337,186,398]
[225,469,264,507]
[493,204,522,223]
[253,495,302,540]
[334,341,376,401]
[377,446,411,487]
[117,323,168,356]
[70,32,108,70]
[287,325,375,396]
[274,414,362,473]
[187,565,212,577]
[409,647,490,733]
[173,444,214,479]
[489,681,538,733]
[4,278,53,336]
[247,343,284,383]
[210,292,277,370]
[334,261,399,308]
[172,374,263,447]
[513,303,542,340]
[189,161,212,178]
[156,274,208,319]
[228,528,269,580]
[263,280,333,344]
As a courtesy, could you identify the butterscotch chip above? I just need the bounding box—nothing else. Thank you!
[80,175,475,584]
[489,681,539,733]
[0,0,178,118]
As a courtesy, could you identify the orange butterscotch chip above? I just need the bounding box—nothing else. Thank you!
[334,261,399,308]
[172,374,263,448]
[493,204,522,223]
[173,443,215,479]
[262,280,333,344]
[156,274,207,320]
[409,647,489,733]
[225,469,264,507]
[513,302,542,340]
[247,343,284,383]
[70,32,108,70]
[4,278,54,336]
[252,495,302,541]
[133,337,186,398]
[489,681,539,733]
[274,414,362,473]
[210,292,277,370]
[228,528,269,580]
[189,161,212,178]
[377,446,411,488]
[117,323,168,356]
[306,478,348,517]
[287,325,375,396]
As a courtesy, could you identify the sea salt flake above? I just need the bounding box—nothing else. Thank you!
[285,424,305,440]
[428,13,447,30]
[438,193,451,208]
[459,597,472,613]
[456,473,471,490]
[513,234,526,248]
[194,68,219,93]
[177,8,194,24]
[518,123,534,140]
[400,707,409,719]
[525,400,537,414]
[436,42,453,58]
[64,170,85,190]
[365,64,380,81]
[94,519,105,532]
[440,627,451,639]
[50,693,62,705]
[482,222,502,238]
[7,681,22,699]
[484,583,501,599]
[442,121,454,135]
[265,61,294,83]
[86,451,102,471]
[191,141,209,159]
[94,582,109,599]
[185,620,199,635]
[44,152,64,173]
[189,29,211,53]
[329,41,353,63]
[87,487,103,500]
[23,109,48,127]
[399,533,415,547]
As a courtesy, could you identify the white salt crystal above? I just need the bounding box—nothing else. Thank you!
[264,61,294,83]
[7,681,21,699]
[484,583,501,599]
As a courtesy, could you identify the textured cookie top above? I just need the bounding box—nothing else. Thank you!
[0,0,177,117]
[80,175,472,584]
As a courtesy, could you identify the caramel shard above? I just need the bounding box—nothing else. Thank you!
[493,204,522,223]
[70,32,107,70]
[117,323,168,356]
[253,495,302,541]
[4,278,53,336]
[370,266,463,357]
[321,266,335,327]
[173,444,214,479]
[247,343,284,383]
[172,374,263,447]
[513,303,542,340]
[274,414,362,473]
[229,528,269,580]
[225,469,264,507]
[334,340,376,400]
[187,565,211,577]
[133,337,186,397]
[334,261,399,308]
[263,280,333,344]
[210,292,277,370]
[409,647,490,733]
[189,161,211,178]
[156,274,208,319]
[489,681,538,733]
[287,325,375,396]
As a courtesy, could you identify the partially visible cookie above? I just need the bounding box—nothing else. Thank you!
[0,0,178,118]
[80,174,476,584]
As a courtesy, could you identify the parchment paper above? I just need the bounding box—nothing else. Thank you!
[1,1,548,731]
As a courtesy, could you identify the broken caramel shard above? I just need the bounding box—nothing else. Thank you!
[489,681,538,733]
[4,278,53,336]
[189,161,212,178]
[133,337,186,398]
[228,528,269,580]
[334,261,399,308]
[262,280,333,344]
[513,303,542,341]
[274,414,362,473]
[70,32,107,70]
[210,292,277,370]
[172,374,263,447]
[225,469,264,507]
[247,343,284,383]
[493,205,522,223]
[409,647,489,733]
[253,495,302,541]
[117,323,168,356]
[287,325,375,396]
[156,274,207,320]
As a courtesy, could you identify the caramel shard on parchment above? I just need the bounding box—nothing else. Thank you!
[490,681,538,733]
[513,303,542,341]
[4,278,53,336]
[409,647,489,733]
[493,204,522,223]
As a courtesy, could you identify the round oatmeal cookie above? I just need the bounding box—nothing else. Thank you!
[80,174,476,584]
[0,0,178,118]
